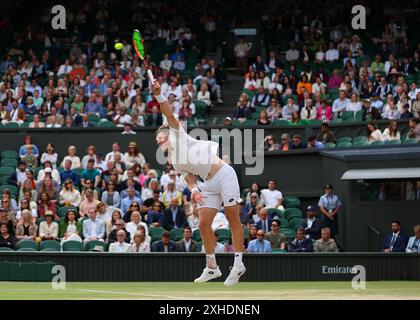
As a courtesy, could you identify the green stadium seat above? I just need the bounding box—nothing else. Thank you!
[3,122,19,128]
[271,248,287,253]
[384,140,402,145]
[169,228,185,241]
[1,158,17,168]
[0,185,18,195]
[149,227,167,242]
[329,119,343,125]
[267,208,283,219]
[62,240,83,252]
[0,167,14,177]
[16,240,38,251]
[337,141,352,148]
[192,229,202,241]
[352,140,369,147]
[0,176,9,185]
[282,196,301,209]
[353,136,368,144]
[284,208,303,221]
[88,114,101,122]
[403,138,418,144]
[273,119,290,126]
[85,240,107,252]
[337,137,352,144]
[19,122,30,128]
[308,119,323,126]
[216,229,231,242]
[196,241,202,252]
[17,248,37,252]
[39,240,61,251]
[281,228,296,241]
[0,247,14,251]
[370,140,384,146]
[289,217,304,230]
[97,121,116,128]
[324,143,336,148]
[340,111,355,122]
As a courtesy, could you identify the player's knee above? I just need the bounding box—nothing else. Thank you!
[199,219,212,230]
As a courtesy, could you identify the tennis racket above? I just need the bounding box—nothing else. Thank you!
[132,29,155,83]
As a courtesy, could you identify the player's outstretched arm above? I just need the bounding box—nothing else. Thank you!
[151,81,179,129]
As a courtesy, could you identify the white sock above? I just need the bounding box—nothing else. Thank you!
[206,254,217,269]
[234,252,243,268]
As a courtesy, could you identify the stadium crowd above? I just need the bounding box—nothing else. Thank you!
[0,0,228,130]
[0,136,419,253]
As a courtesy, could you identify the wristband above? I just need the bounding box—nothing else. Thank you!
[156,94,167,103]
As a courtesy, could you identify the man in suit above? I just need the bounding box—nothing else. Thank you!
[107,219,131,244]
[255,208,273,233]
[79,113,95,128]
[152,231,177,252]
[288,228,314,252]
[163,198,187,231]
[145,106,163,126]
[109,230,130,253]
[300,206,323,240]
[247,230,272,253]
[176,227,198,252]
[381,220,408,253]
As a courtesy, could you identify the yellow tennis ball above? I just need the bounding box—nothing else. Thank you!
[114,43,123,50]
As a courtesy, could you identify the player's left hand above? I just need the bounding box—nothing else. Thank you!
[191,190,207,206]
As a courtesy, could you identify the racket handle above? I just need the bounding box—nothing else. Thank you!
[147,69,155,83]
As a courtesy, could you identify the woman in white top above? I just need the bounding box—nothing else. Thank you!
[197,84,211,106]
[124,141,146,169]
[29,114,45,128]
[40,144,58,169]
[60,146,81,169]
[182,78,197,99]
[59,179,82,207]
[36,161,61,185]
[244,70,257,90]
[367,122,384,144]
[129,231,151,253]
[125,211,149,241]
[382,121,401,141]
[256,71,270,90]
[60,209,82,247]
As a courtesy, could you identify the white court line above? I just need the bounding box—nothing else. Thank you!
[78,289,183,300]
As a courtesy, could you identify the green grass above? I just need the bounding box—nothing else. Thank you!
[0,282,419,300]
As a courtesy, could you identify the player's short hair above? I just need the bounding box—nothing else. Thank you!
[156,125,170,137]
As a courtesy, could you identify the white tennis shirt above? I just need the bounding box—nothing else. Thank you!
[169,125,219,180]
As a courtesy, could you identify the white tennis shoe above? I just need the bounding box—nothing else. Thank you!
[194,266,222,283]
[223,264,246,287]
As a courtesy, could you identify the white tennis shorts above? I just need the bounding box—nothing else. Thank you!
[198,164,240,210]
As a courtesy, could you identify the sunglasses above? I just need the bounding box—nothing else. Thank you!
[116,223,123,226]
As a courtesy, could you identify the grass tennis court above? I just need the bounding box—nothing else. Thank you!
[0,282,419,300]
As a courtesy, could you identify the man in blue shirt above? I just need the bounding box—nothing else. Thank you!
[60,160,80,186]
[247,230,272,253]
[120,188,142,218]
[81,159,101,188]
[318,184,342,238]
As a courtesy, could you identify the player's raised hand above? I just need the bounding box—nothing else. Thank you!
[151,81,161,96]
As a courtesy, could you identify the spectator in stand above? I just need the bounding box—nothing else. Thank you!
[247,229,272,253]
[288,228,314,252]
[346,93,363,112]
[307,136,325,150]
[59,209,83,245]
[15,209,37,243]
[81,159,101,188]
[297,75,312,96]
[328,70,343,89]
[332,90,350,117]
[316,100,333,121]
[60,160,80,186]
[407,118,420,142]
[256,110,271,125]
[124,141,146,169]
[79,190,100,219]
[316,123,336,144]
[232,97,252,121]
[371,54,385,74]
[109,229,131,253]
[326,42,339,63]
[163,197,187,231]
[255,208,273,233]
[22,145,37,169]
[383,121,401,142]
[406,225,420,253]
[266,98,282,121]
[260,180,283,208]
[279,133,292,152]
[375,77,392,100]
[282,97,299,120]
[40,144,58,169]
[0,223,15,250]
[1,99,25,125]
[60,146,81,169]
[264,220,286,249]
[176,227,198,253]
[362,99,382,121]
[126,211,148,241]
[234,37,250,75]
[314,228,339,252]
[285,42,300,63]
[252,87,270,108]
[400,104,414,119]
[318,184,341,238]
[381,220,408,252]
[146,201,164,228]
[263,135,280,151]
[366,122,384,144]
[39,211,59,241]
[82,208,105,244]
[301,99,317,120]
[290,134,307,149]
[301,206,323,240]
[382,100,401,120]
[19,135,39,159]
[152,231,177,252]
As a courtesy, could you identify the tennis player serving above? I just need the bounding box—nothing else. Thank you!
[152,81,246,286]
